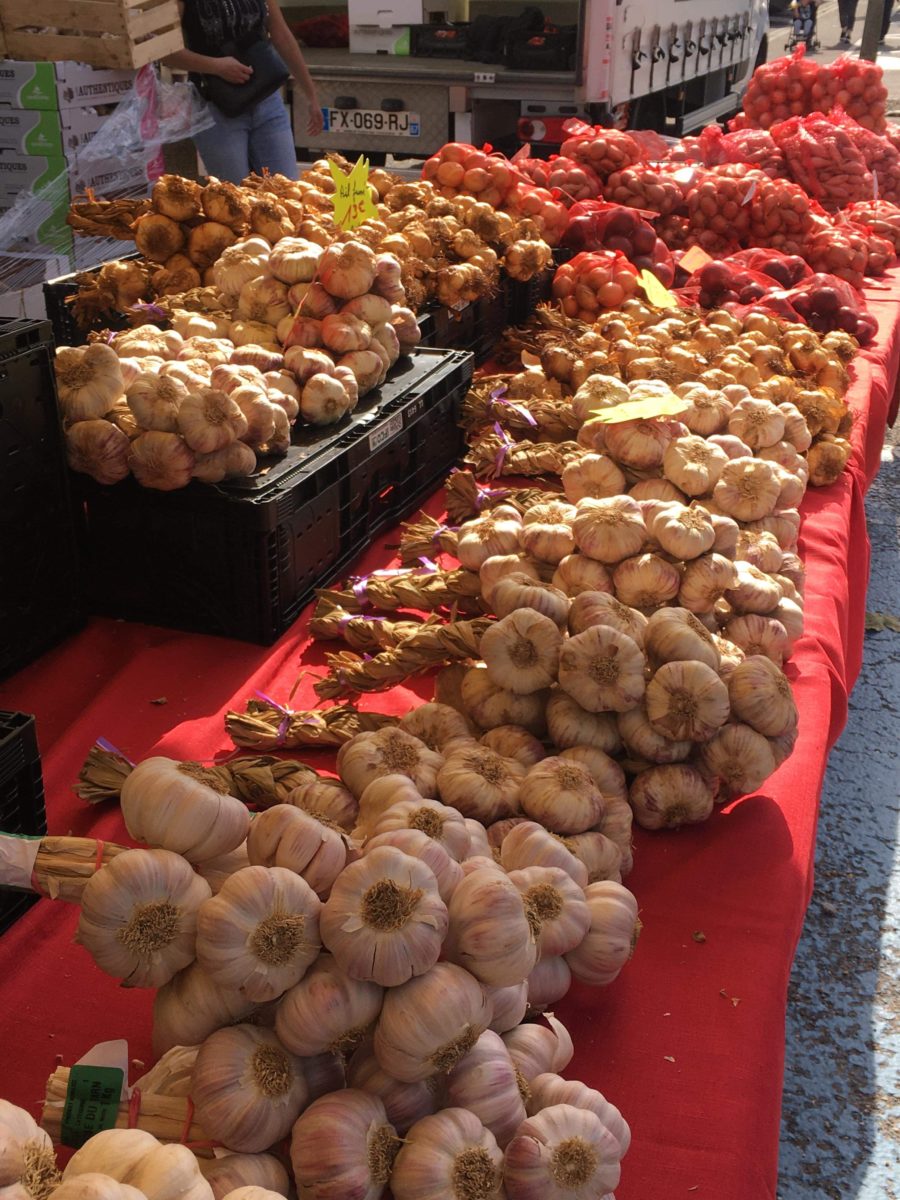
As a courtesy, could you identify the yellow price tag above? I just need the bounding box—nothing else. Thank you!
[637,268,679,309]
[329,155,380,231]
[589,394,691,424]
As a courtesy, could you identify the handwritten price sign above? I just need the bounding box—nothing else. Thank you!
[329,155,379,231]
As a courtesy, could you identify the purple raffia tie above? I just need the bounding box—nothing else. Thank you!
[253,690,292,747]
[419,556,439,572]
[96,737,135,767]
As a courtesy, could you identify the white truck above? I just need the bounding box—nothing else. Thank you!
[296,0,769,158]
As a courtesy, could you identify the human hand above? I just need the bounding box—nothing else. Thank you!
[306,94,324,136]
[216,56,253,84]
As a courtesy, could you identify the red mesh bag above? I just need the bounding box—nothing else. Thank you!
[551,249,641,320]
[504,181,568,245]
[422,143,517,205]
[835,219,896,275]
[843,198,900,252]
[603,166,685,216]
[561,201,675,286]
[627,128,671,162]
[780,272,877,342]
[824,111,900,201]
[512,153,603,204]
[559,120,642,181]
[699,125,787,178]
[747,175,816,246]
[684,170,755,244]
[823,55,887,132]
[726,248,812,287]
[677,258,783,309]
[735,46,820,131]
[655,213,690,250]
[771,114,873,211]
[801,225,869,288]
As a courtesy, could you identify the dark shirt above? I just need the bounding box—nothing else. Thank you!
[181,0,268,54]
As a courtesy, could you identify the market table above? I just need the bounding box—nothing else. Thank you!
[1,273,898,1200]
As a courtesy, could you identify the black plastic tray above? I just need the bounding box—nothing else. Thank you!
[0,712,46,935]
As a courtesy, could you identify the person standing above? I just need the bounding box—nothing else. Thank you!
[839,0,858,43]
[164,0,323,184]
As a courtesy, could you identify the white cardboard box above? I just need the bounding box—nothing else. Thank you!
[0,61,134,110]
[349,25,412,53]
[348,0,467,27]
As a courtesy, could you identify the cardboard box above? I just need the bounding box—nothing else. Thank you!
[0,105,114,156]
[0,149,67,193]
[349,25,412,53]
[68,153,154,197]
[0,61,134,110]
[349,0,466,25]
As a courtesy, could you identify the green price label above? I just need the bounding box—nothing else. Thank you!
[61,1066,123,1148]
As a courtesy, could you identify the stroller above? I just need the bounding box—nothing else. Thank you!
[788,1,819,50]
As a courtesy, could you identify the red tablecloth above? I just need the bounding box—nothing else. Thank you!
[1,274,898,1200]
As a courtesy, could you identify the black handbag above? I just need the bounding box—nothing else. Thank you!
[200,38,290,118]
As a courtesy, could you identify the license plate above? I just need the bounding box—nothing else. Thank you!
[322,108,420,136]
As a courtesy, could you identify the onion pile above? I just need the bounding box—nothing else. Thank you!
[559,123,643,181]
[735,47,887,133]
[513,153,604,203]
[551,251,641,319]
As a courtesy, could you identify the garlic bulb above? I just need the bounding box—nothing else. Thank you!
[727,655,798,736]
[364,830,463,904]
[374,962,492,1081]
[459,667,548,737]
[651,503,716,560]
[629,764,714,829]
[275,953,384,1057]
[571,374,629,422]
[679,385,732,435]
[0,1098,59,1200]
[399,702,474,755]
[120,757,250,862]
[550,554,613,598]
[502,1014,573,1082]
[564,830,623,884]
[268,237,323,284]
[499,821,589,890]
[128,431,195,491]
[617,704,691,764]
[485,982,529,1034]
[444,866,537,987]
[629,477,685,503]
[604,416,677,471]
[48,1176,144,1200]
[558,745,628,803]
[725,562,782,616]
[246,804,347,899]
[479,725,546,767]
[572,496,646,565]
[446,1031,527,1149]
[126,373,187,432]
[561,453,627,503]
[518,757,603,835]
[346,1041,438,1134]
[65,420,131,485]
[55,344,124,421]
[644,607,720,671]
[734,529,784,575]
[612,553,681,610]
[662,435,728,496]
[526,956,572,1014]
[368,797,470,861]
[519,502,577,564]
[76,848,210,987]
[177,388,248,454]
[191,1025,308,1153]
[480,610,563,695]
[200,1157,289,1200]
[480,555,540,608]
[713,457,781,522]
[357,774,430,834]
[699,723,777,798]
[195,865,321,1001]
[338,729,443,799]
[728,398,785,449]
[115,326,183,360]
[724,613,789,665]
[528,1074,630,1160]
[508,865,591,957]
[152,962,257,1057]
[320,845,447,986]
[492,574,570,628]
[646,660,729,742]
[567,591,647,647]
[564,880,639,987]
[678,553,736,615]
[290,1090,399,1200]
[557,625,645,713]
[390,1108,504,1200]
[546,692,622,755]
[63,1132,212,1200]
[457,510,522,570]
[286,776,358,830]
[503,1104,622,1199]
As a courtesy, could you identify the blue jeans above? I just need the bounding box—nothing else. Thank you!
[193,90,297,183]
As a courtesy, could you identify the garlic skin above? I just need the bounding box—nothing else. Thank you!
[629,764,714,830]
[287,776,358,831]
[561,453,627,503]
[678,553,736,615]
[568,591,648,647]
[518,757,603,836]
[346,1041,438,1135]
[508,865,591,958]
[76,848,210,988]
[65,420,131,485]
[546,693,622,755]
[480,610,563,695]
[551,553,613,598]
[644,607,720,672]
[457,511,523,570]
[194,865,321,1002]
[502,1014,574,1083]
[558,625,646,714]
[699,723,778,799]
[484,981,529,1034]
[48,1176,144,1200]
[275,953,384,1058]
[618,704,692,765]
[0,1098,59,1200]
[492,573,570,628]
[646,660,730,742]
[727,655,798,736]
[503,1103,622,1200]
[338,729,443,799]
[528,1073,630,1161]
[374,962,492,1082]
[572,496,646,565]
[152,962,258,1058]
[290,1089,399,1200]
[446,1031,527,1150]
[399,702,474,755]
[444,867,537,988]
[320,845,448,987]
[369,796,470,861]
[724,614,790,667]
[191,1025,308,1153]
[390,1108,505,1200]
[200,1154,290,1200]
[357,774,431,833]
[652,503,716,560]
[662,435,728,496]
[725,562,781,615]
[55,343,124,422]
[713,457,781,522]
[612,553,681,610]
[126,373,187,432]
[563,831,623,884]
[480,725,546,768]
[480,555,540,608]
[526,956,572,1014]
[499,821,589,890]
[246,804,347,899]
[564,880,639,988]
[63,1131,212,1200]
[460,667,548,737]
[437,746,525,824]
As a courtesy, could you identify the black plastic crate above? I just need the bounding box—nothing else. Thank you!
[78,348,473,644]
[0,319,85,679]
[0,712,47,935]
[418,289,511,364]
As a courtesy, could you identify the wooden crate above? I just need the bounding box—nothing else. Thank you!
[0,0,183,70]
